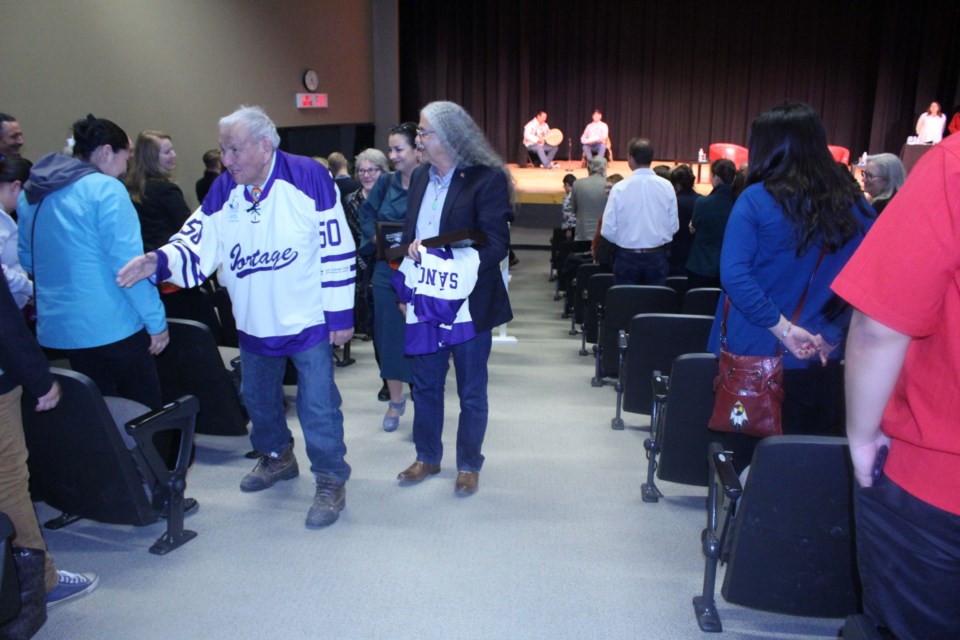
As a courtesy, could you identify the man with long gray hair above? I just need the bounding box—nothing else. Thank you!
[395,101,513,496]
[118,106,356,528]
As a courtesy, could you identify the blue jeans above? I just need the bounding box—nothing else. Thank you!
[613,250,668,286]
[583,142,606,160]
[526,143,558,167]
[412,331,492,472]
[241,340,350,482]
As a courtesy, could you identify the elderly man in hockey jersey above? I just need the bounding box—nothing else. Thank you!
[118,106,355,528]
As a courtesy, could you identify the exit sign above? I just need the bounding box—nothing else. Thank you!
[296,93,328,109]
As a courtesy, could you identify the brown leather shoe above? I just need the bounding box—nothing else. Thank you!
[397,461,440,483]
[455,471,479,496]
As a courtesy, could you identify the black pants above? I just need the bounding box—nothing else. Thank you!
[855,473,960,640]
[724,360,844,473]
[65,329,163,409]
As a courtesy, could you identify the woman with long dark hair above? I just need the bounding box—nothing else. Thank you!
[126,130,191,252]
[17,115,167,408]
[359,123,419,432]
[707,103,874,457]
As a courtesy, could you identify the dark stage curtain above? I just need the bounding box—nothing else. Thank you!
[399,0,960,164]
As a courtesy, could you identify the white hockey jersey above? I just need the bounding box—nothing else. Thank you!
[392,245,480,355]
[155,151,356,356]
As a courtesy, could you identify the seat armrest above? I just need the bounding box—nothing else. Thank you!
[618,329,628,352]
[709,448,742,501]
[652,371,669,401]
[125,396,200,484]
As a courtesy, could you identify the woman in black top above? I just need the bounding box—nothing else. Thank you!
[126,131,191,252]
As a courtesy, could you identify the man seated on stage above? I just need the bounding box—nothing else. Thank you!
[580,109,609,161]
[523,110,558,169]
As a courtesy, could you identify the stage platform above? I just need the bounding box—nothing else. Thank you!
[509,159,713,236]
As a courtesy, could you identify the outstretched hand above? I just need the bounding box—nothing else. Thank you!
[117,252,159,288]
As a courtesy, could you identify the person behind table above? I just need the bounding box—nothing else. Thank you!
[17,114,168,409]
[523,110,559,169]
[126,131,192,252]
[580,109,609,161]
[916,101,946,144]
[600,138,678,286]
[116,105,356,529]
[706,102,875,470]
[861,153,905,215]
[0,158,34,308]
[344,147,389,339]
[359,123,419,433]
[668,164,701,276]
[195,149,221,203]
[685,158,737,289]
[832,119,960,640]
[395,101,513,496]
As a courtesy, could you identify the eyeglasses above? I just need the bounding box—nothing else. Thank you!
[416,128,436,139]
[861,171,880,181]
[357,167,382,176]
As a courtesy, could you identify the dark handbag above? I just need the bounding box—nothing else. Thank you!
[708,251,824,438]
[0,548,48,640]
[708,345,785,438]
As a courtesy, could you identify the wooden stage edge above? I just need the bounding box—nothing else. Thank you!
[510,159,713,205]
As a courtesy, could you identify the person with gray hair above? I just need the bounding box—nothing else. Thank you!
[117,105,356,528]
[344,147,389,340]
[862,153,906,215]
[394,101,513,496]
[572,156,608,241]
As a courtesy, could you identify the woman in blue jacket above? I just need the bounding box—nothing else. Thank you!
[708,103,874,454]
[17,115,167,408]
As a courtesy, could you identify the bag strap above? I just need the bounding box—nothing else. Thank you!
[28,197,47,300]
[720,248,826,352]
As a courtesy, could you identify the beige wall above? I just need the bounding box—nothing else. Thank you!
[0,0,378,208]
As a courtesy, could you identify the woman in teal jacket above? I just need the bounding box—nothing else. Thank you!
[17,115,167,408]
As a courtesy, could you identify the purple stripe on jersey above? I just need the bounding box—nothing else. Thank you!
[156,250,172,282]
[403,320,476,355]
[324,308,354,332]
[173,244,191,284]
[321,250,356,263]
[325,277,355,288]
[237,324,328,357]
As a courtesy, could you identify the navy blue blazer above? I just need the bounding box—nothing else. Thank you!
[402,163,514,333]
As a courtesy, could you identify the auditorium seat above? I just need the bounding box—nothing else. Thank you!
[708,143,748,169]
[694,436,860,632]
[828,145,851,165]
[22,369,199,555]
[680,287,721,317]
[580,273,615,356]
[642,353,721,501]
[593,286,679,387]
[611,313,713,430]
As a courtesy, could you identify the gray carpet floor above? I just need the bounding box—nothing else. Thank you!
[34,248,844,639]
